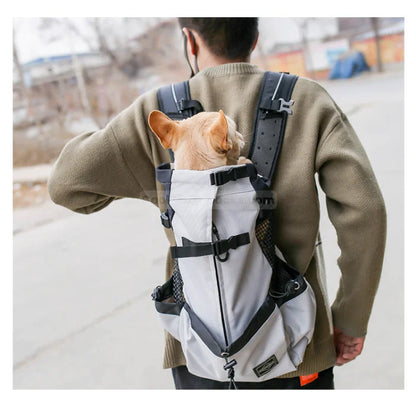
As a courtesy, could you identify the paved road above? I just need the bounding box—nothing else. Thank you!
[13,69,404,389]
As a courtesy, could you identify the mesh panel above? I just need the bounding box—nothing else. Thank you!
[255,217,276,267]
[255,217,293,295]
[172,258,185,304]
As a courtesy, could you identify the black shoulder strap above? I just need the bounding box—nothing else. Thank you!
[157,81,203,120]
[157,81,203,161]
[248,72,298,186]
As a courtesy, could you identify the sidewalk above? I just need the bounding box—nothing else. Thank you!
[13,163,74,234]
[13,163,53,185]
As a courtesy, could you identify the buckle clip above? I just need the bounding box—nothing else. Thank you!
[160,211,171,228]
[212,235,240,257]
[261,98,294,119]
[210,168,239,186]
[210,171,223,186]
[151,286,161,301]
[212,239,228,256]
[276,98,294,114]
[269,98,294,114]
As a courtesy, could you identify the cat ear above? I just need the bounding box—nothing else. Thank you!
[209,110,231,154]
[148,110,178,149]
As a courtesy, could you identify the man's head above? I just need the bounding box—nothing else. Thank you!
[178,18,259,75]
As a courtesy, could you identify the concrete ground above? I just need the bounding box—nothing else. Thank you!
[13,68,404,389]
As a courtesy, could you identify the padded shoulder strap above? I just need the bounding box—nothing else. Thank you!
[157,81,203,120]
[248,72,298,185]
[157,80,203,161]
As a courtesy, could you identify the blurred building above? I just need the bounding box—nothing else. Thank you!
[13,52,112,127]
[261,17,404,79]
[13,52,111,88]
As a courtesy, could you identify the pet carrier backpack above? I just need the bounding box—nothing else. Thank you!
[151,72,316,387]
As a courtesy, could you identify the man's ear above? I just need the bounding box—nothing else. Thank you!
[209,110,231,154]
[148,110,178,149]
[182,27,198,56]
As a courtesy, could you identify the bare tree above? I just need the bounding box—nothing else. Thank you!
[13,28,28,107]
[13,26,43,133]
[62,18,160,77]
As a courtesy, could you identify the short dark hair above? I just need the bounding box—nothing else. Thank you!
[178,18,258,60]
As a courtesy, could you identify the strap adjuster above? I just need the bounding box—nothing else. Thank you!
[170,232,250,259]
[178,99,204,114]
[259,97,294,118]
[151,286,162,301]
[160,211,171,228]
[210,170,229,186]
[270,98,294,114]
[213,234,250,256]
[212,239,228,256]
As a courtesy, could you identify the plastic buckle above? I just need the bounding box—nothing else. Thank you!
[178,99,186,113]
[210,171,225,186]
[230,168,240,181]
[261,98,294,119]
[210,168,241,186]
[160,211,171,228]
[270,98,294,114]
[277,98,294,114]
[151,286,161,301]
[227,235,239,250]
[212,239,228,256]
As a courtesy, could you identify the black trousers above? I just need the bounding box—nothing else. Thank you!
[172,366,334,390]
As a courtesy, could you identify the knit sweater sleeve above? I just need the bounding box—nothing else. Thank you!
[48,89,161,214]
[315,110,387,338]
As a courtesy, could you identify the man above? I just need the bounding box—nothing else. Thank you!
[48,18,387,389]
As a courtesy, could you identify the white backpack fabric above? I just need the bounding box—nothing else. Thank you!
[152,162,316,385]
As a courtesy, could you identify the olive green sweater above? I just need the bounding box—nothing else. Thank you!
[48,63,387,377]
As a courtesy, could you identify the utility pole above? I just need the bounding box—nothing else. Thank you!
[371,17,383,73]
[294,18,316,80]
[67,28,94,118]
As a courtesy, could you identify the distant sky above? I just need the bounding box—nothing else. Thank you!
[13,17,160,63]
[258,18,338,49]
[13,17,339,64]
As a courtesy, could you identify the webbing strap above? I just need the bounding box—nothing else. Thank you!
[170,232,250,259]
[210,164,257,186]
[248,72,298,185]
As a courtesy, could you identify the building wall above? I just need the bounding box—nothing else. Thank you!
[261,32,404,79]
[351,33,404,66]
[265,50,306,77]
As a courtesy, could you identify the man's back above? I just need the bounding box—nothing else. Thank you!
[48,62,386,379]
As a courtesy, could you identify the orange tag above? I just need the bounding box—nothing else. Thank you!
[299,373,319,386]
